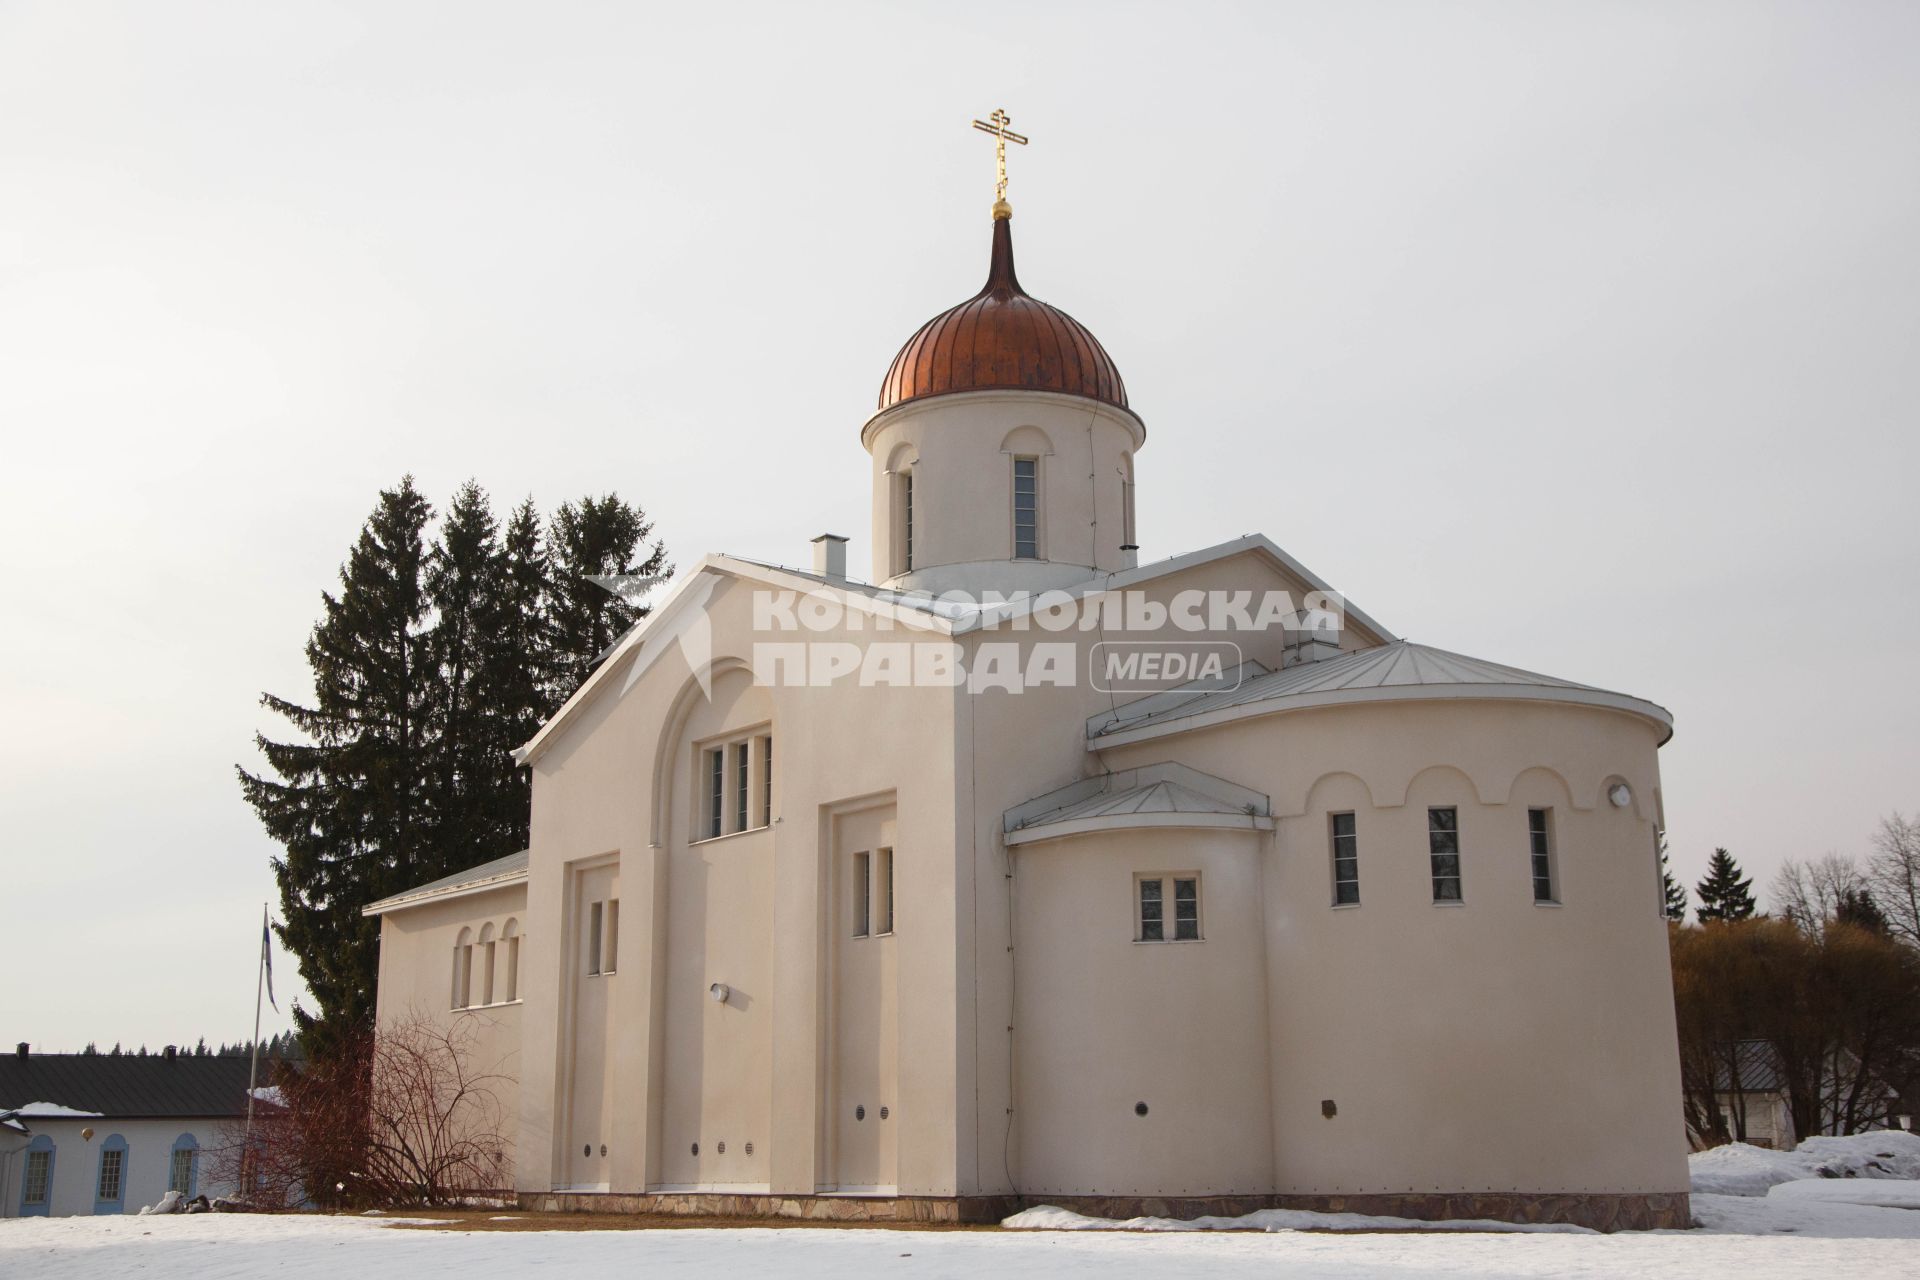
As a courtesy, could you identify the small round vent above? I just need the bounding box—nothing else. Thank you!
[745,1141,755,1156]
[717,1141,727,1155]
[879,1106,890,1120]
[691,1142,700,1156]
[599,1144,607,1157]
[582,1143,592,1157]
[855,1105,866,1121]
[1134,1101,1149,1117]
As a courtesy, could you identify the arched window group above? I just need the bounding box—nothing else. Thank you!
[452,916,521,1009]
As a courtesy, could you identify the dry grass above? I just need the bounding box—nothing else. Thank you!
[385,1208,997,1233]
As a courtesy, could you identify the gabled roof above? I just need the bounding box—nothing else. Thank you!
[515,535,1395,768]
[1088,641,1674,748]
[957,534,1397,642]
[1005,762,1274,846]
[516,554,960,767]
[362,849,529,917]
[0,1054,272,1121]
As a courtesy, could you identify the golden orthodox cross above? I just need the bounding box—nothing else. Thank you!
[971,109,1029,207]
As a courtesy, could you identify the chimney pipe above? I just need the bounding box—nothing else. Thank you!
[811,533,848,580]
[14,1042,26,1060]
[164,1045,178,1062]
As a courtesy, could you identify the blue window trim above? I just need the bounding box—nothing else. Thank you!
[170,1132,200,1199]
[19,1134,54,1216]
[94,1132,128,1215]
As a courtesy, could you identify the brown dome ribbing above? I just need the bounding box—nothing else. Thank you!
[878,215,1128,413]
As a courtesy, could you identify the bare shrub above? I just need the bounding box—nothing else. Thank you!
[211,1008,511,1208]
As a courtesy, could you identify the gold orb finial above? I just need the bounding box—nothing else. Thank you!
[992,198,1012,220]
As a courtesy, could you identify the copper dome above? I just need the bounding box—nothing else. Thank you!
[878,214,1128,414]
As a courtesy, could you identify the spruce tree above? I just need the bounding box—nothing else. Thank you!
[425,481,502,865]
[472,497,555,851]
[547,495,670,698]
[1660,837,1689,921]
[1694,847,1758,923]
[239,478,437,1058]
[1836,887,1889,934]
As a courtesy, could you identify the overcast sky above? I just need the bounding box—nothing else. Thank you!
[3,2,1916,1051]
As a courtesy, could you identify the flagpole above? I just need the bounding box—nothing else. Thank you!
[244,903,267,1193]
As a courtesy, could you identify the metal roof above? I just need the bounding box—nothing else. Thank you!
[362,849,529,917]
[0,1054,271,1120]
[1005,762,1274,846]
[1088,641,1674,747]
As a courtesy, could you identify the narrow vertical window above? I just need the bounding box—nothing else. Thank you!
[1429,807,1463,902]
[169,1138,198,1197]
[760,736,773,827]
[875,848,895,935]
[504,932,520,1001]
[604,899,620,973]
[96,1140,125,1208]
[482,939,497,1004]
[1012,456,1038,558]
[734,741,750,833]
[1137,877,1164,941]
[459,943,474,1006]
[853,853,871,937]
[1173,877,1199,940]
[708,747,725,838]
[1331,812,1360,905]
[588,901,604,976]
[1120,456,1137,550]
[23,1148,51,1207]
[1530,809,1556,903]
[902,471,915,571]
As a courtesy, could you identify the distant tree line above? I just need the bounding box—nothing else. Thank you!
[74,1033,300,1059]
[237,478,668,1060]
[1670,816,1920,1148]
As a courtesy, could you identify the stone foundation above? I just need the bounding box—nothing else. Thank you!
[521,1189,1689,1232]
[523,1191,1020,1224]
[1034,1191,1691,1233]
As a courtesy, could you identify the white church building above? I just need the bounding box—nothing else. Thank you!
[366,187,1691,1230]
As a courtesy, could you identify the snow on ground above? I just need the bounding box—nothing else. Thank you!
[1688,1130,1920,1196]
[6,1133,1917,1280]
[2,1201,1917,1280]
[1004,1203,1594,1233]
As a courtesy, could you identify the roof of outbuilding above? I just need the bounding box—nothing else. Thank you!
[1087,641,1674,747]
[0,1054,270,1120]
[1005,762,1274,845]
[362,849,530,917]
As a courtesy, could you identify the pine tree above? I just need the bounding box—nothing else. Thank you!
[239,478,438,1058]
[1695,847,1758,923]
[1660,837,1689,921]
[546,495,669,698]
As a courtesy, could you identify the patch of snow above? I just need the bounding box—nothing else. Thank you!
[1767,1179,1920,1210]
[138,1190,185,1216]
[1691,1130,1920,1196]
[3,1101,106,1119]
[1002,1204,1593,1233]
[1691,1190,1920,1240]
[248,1085,286,1106]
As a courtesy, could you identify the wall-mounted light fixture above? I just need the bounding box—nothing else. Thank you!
[709,982,731,1004]
[1608,783,1632,809]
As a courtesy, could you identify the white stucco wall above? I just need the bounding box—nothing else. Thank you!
[1,1116,230,1218]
